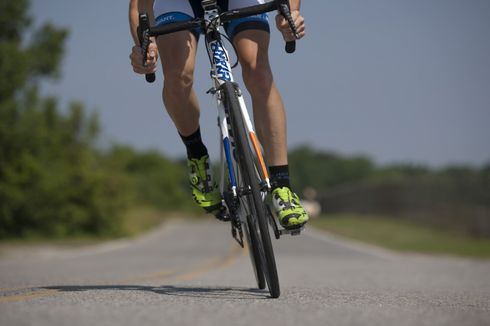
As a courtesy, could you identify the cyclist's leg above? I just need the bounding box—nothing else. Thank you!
[152,2,221,212]
[155,31,199,136]
[233,30,288,167]
[152,1,201,136]
[233,29,309,227]
[156,33,221,212]
[223,3,285,165]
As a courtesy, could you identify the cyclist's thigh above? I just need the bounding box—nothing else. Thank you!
[224,0,270,42]
[234,30,271,72]
[153,0,200,77]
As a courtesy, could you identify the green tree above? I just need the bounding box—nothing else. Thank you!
[288,145,374,193]
[0,1,124,238]
[0,1,67,100]
[104,146,192,211]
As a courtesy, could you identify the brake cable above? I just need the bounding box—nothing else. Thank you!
[205,14,240,70]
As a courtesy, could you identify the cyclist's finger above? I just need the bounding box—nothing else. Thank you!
[147,52,157,66]
[130,52,142,69]
[131,47,143,63]
[132,45,143,57]
[139,56,157,72]
[147,42,158,61]
[275,14,288,30]
[275,13,305,41]
[130,48,156,74]
[278,26,294,40]
[132,63,156,75]
[280,25,298,41]
[294,14,304,29]
[145,61,157,73]
[295,21,306,39]
[146,56,157,73]
[130,51,141,61]
[130,57,146,74]
[132,64,146,74]
[148,50,156,61]
[284,32,295,42]
[291,12,305,37]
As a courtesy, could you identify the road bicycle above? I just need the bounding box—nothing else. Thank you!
[138,0,303,299]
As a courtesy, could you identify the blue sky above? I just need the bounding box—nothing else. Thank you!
[31,0,490,167]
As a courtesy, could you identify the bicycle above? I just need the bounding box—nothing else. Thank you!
[138,0,304,299]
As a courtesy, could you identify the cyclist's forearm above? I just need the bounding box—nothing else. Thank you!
[128,0,154,45]
[289,0,301,11]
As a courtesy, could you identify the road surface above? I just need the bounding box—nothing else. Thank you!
[1,219,489,326]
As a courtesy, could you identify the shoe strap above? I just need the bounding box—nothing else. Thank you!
[190,158,214,192]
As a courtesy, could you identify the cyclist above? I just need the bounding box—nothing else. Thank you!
[129,0,308,228]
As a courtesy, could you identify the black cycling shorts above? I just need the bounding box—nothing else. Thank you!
[153,0,270,40]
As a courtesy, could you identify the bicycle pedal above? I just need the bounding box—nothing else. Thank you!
[214,207,230,222]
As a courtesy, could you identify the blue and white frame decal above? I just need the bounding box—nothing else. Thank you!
[209,40,233,81]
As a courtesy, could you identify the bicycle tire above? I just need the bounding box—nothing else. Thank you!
[223,81,280,298]
[223,87,265,291]
[243,214,266,289]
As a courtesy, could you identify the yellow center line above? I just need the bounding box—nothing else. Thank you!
[0,289,59,304]
[0,242,245,304]
[0,286,32,292]
[171,244,245,282]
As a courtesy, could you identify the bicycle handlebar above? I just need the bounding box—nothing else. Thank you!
[149,19,202,39]
[138,0,300,83]
[137,13,156,83]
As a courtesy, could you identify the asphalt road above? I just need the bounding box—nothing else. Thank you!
[1,219,489,326]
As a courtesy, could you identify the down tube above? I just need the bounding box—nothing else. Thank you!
[218,100,237,197]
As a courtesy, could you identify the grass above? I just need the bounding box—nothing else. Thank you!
[311,214,490,258]
[0,207,202,252]
[120,206,169,237]
[119,206,205,236]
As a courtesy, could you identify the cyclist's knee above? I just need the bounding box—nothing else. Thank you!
[234,30,272,90]
[156,32,197,98]
[163,68,195,97]
[242,62,273,95]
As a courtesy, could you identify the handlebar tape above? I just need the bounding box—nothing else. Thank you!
[138,13,156,83]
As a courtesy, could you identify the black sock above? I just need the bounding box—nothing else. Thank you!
[179,127,208,159]
[269,165,291,190]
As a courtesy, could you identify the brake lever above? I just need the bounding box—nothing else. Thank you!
[138,13,156,83]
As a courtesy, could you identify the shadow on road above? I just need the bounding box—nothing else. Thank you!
[43,285,269,300]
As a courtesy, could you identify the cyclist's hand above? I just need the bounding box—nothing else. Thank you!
[129,42,158,74]
[275,10,305,42]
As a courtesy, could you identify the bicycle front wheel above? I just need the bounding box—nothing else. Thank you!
[243,213,266,290]
[223,81,280,298]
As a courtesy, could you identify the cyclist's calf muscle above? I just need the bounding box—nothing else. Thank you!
[157,32,201,137]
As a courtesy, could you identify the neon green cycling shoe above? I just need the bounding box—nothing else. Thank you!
[187,155,222,214]
[272,187,309,228]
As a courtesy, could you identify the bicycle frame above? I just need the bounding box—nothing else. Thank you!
[200,2,271,203]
